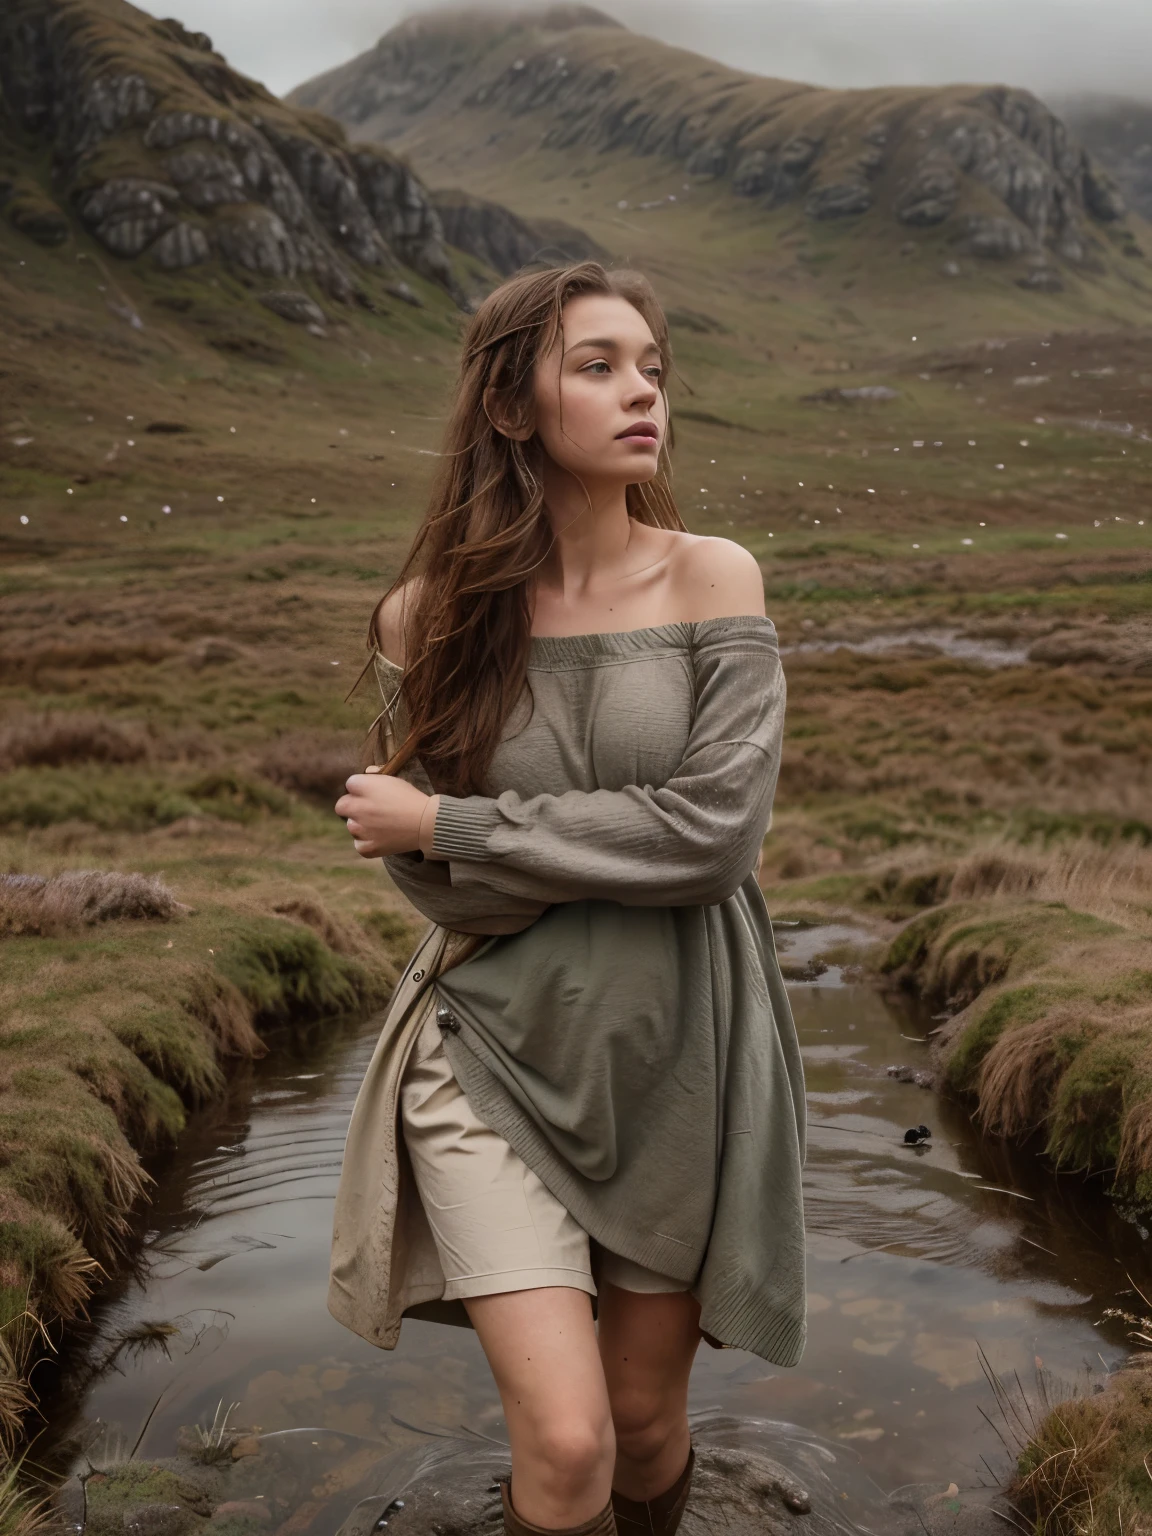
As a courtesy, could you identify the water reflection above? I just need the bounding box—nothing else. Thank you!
[39,925,1147,1513]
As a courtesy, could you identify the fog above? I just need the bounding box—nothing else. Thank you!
[135,0,1152,107]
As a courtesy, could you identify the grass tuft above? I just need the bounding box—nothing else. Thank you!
[0,870,187,936]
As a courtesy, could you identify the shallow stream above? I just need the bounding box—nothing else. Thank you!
[37,924,1150,1521]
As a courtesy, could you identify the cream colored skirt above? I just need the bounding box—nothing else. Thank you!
[400,988,690,1302]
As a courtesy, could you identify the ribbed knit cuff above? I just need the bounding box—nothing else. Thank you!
[430,794,503,860]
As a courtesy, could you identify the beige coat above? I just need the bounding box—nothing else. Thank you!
[327,917,490,1346]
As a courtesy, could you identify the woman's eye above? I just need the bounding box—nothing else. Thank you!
[583,362,662,377]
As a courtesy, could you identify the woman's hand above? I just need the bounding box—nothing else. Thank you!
[335,768,439,859]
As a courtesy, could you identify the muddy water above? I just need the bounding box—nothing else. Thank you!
[41,924,1149,1504]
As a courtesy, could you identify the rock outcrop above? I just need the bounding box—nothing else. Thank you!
[1054,94,1152,227]
[0,0,462,303]
[291,4,1143,282]
[429,186,613,276]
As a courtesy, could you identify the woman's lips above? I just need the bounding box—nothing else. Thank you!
[616,424,659,441]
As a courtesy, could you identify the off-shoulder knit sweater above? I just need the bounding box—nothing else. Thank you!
[375,616,807,1365]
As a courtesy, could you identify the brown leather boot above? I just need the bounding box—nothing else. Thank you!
[499,1478,617,1536]
[610,1446,696,1536]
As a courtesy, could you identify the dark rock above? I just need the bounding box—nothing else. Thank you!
[803,384,900,403]
[1082,163,1126,220]
[1016,266,1064,292]
[351,147,456,289]
[962,214,1036,258]
[895,157,961,225]
[805,181,872,219]
[165,148,248,210]
[145,421,191,433]
[76,178,180,257]
[259,289,328,326]
[429,186,610,278]
[886,1064,936,1089]
[152,223,210,269]
[6,184,70,245]
[186,638,246,668]
[212,207,298,278]
[1057,96,1152,221]
[781,134,822,173]
[685,140,730,177]
[733,148,775,197]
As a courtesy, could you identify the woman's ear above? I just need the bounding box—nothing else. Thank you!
[483,384,534,442]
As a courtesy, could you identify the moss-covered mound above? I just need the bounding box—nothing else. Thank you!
[883,887,1152,1199]
[0,874,418,1471]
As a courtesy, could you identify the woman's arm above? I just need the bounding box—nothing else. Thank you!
[381,849,550,934]
[430,623,785,909]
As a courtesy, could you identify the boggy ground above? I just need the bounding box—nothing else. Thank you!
[1,214,1151,1533]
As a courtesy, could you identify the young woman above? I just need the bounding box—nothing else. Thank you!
[332,261,806,1536]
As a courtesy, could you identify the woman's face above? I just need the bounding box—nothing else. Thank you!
[529,293,667,488]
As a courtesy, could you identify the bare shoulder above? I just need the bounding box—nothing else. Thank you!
[669,533,766,621]
[370,574,424,667]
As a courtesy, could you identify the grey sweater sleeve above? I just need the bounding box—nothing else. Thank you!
[382,850,551,935]
[368,653,551,935]
[432,627,785,908]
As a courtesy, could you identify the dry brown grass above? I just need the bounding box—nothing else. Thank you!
[184,971,266,1059]
[258,731,362,802]
[951,841,1152,931]
[0,712,154,770]
[975,1006,1103,1143]
[1008,1352,1152,1535]
[0,870,188,936]
[270,894,380,961]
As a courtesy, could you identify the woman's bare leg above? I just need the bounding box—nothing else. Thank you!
[464,1286,615,1526]
[595,1285,701,1500]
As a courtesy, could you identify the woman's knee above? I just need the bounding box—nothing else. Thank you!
[529,1411,616,1501]
[609,1385,681,1465]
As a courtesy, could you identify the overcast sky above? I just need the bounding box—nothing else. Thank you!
[135,0,1152,106]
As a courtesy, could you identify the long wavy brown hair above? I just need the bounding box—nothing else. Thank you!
[364,259,690,798]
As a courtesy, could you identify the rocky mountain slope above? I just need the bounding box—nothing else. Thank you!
[0,0,601,316]
[1055,95,1152,223]
[290,4,1148,295]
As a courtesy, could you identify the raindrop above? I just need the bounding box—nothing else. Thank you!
[19,515,29,524]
